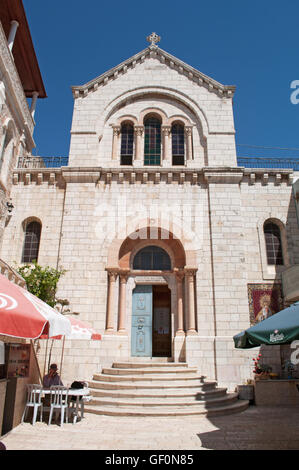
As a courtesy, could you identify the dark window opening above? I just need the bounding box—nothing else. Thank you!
[172,123,185,165]
[120,123,134,165]
[144,117,161,165]
[264,222,283,265]
[22,221,41,263]
[133,246,171,270]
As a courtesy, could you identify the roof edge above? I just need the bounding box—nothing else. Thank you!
[71,45,236,99]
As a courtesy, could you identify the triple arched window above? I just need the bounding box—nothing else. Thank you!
[117,116,190,166]
[263,221,283,265]
[21,220,41,263]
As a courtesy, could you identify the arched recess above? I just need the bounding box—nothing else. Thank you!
[117,227,186,270]
[99,86,209,140]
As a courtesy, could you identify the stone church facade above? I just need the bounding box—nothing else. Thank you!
[2,33,299,389]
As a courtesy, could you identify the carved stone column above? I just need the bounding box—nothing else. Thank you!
[162,125,171,165]
[105,270,118,332]
[175,270,185,336]
[185,126,193,161]
[111,125,121,160]
[118,272,128,333]
[185,268,197,335]
[134,126,144,163]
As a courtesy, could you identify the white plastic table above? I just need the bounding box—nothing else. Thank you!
[43,388,90,424]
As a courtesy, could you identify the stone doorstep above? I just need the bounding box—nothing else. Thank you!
[101,367,198,375]
[113,362,189,368]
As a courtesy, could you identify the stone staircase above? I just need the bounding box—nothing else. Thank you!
[85,361,249,417]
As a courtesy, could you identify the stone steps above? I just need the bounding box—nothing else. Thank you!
[90,387,228,399]
[85,361,249,417]
[88,393,238,408]
[101,367,198,376]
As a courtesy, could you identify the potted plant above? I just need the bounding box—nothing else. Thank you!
[253,354,272,380]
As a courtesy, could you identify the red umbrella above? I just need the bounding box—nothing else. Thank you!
[41,316,101,378]
[42,316,101,340]
[0,273,71,339]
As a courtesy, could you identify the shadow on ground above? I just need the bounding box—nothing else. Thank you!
[197,405,299,450]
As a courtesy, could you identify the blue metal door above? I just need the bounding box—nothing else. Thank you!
[131,285,153,357]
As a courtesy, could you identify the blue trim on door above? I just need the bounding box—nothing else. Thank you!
[131,285,153,357]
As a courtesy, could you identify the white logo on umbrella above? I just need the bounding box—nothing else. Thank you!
[0,293,18,310]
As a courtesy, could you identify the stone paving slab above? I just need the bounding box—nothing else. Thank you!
[1,405,299,450]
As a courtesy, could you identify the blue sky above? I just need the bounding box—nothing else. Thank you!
[24,0,299,160]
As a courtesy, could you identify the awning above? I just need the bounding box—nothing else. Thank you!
[0,273,71,340]
[233,301,299,349]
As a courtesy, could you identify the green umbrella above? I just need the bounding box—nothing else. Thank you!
[233,302,299,349]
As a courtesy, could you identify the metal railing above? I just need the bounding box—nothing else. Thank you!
[17,156,69,169]
[17,155,299,171]
[237,157,299,170]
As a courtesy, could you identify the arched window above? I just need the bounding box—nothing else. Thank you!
[264,222,283,265]
[172,123,185,165]
[133,246,171,270]
[144,117,161,165]
[120,122,134,165]
[22,221,41,263]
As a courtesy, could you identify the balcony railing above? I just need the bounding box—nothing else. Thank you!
[18,156,68,169]
[237,157,299,170]
[17,156,299,171]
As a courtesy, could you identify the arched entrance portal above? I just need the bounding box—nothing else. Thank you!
[105,227,198,360]
[132,246,172,357]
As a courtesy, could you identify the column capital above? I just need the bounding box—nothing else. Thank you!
[106,268,119,282]
[184,267,197,277]
[161,125,171,136]
[112,125,121,136]
[174,268,185,281]
[185,126,193,136]
[134,125,144,136]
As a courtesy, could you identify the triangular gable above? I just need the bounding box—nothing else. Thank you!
[71,45,236,99]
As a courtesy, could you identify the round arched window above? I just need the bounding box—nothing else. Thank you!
[264,221,283,265]
[133,246,171,270]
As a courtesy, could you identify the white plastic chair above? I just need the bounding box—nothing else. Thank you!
[22,384,43,425]
[48,386,69,426]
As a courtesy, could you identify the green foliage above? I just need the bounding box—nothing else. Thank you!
[17,262,66,308]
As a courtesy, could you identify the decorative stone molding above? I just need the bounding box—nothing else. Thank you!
[203,168,243,184]
[49,173,55,185]
[13,166,294,188]
[71,45,236,100]
[262,173,269,185]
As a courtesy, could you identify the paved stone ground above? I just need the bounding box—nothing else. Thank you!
[1,405,299,450]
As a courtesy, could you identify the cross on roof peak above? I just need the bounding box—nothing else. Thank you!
[146,32,161,46]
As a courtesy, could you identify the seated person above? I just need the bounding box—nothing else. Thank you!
[43,363,63,388]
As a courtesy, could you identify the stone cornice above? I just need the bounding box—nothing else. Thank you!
[71,46,236,100]
[12,166,294,186]
[0,23,35,145]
